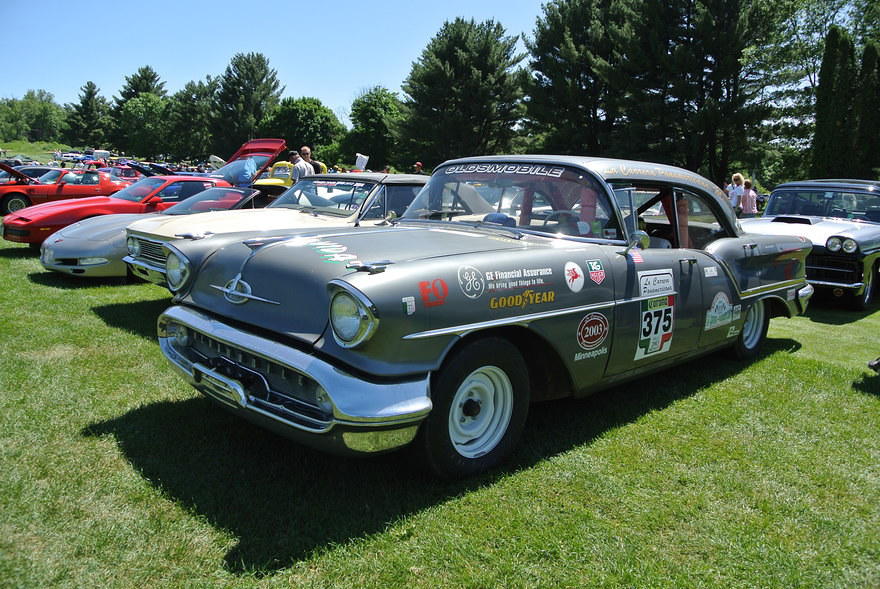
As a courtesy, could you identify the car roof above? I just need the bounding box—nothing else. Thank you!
[305,173,428,185]
[440,154,726,201]
[773,179,880,192]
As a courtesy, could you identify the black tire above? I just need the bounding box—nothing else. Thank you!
[2,193,31,215]
[848,264,875,311]
[417,337,530,479]
[733,299,769,360]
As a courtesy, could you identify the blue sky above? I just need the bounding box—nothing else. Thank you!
[1,0,546,126]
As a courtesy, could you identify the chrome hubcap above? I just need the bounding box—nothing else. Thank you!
[741,301,765,350]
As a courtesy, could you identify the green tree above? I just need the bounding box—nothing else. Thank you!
[526,0,637,155]
[0,99,28,142]
[166,77,218,161]
[65,81,111,148]
[212,53,283,157]
[852,41,880,179]
[811,25,857,177]
[18,90,66,143]
[259,97,344,154]
[111,66,167,152]
[339,86,403,170]
[398,18,525,167]
[117,93,168,159]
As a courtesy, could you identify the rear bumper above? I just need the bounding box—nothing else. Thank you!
[157,305,432,455]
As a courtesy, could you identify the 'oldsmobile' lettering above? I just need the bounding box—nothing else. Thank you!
[445,163,564,178]
[489,289,555,309]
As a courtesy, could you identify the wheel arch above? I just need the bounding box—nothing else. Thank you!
[436,325,574,403]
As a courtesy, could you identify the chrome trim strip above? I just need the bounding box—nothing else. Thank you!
[158,306,432,429]
[808,279,864,289]
[740,278,808,299]
[403,298,625,340]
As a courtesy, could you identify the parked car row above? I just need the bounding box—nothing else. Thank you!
[5,147,878,478]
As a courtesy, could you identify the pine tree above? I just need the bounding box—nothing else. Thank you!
[812,25,856,177]
[65,81,111,148]
[397,18,525,167]
[166,77,217,161]
[111,66,166,152]
[339,87,403,170]
[852,41,880,179]
[212,53,282,157]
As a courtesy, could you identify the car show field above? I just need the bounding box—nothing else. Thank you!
[0,237,877,586]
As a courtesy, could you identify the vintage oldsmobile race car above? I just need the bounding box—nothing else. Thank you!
[157,155,814,478]
[739,179,880,310]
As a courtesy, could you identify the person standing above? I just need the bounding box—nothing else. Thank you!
[289,150,313,181]
[727,173,744,216]
[740,180,758,218]
[413,161,425,174]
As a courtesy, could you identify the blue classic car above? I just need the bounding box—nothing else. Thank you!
[156,155,814,478]
[740,179,880,310]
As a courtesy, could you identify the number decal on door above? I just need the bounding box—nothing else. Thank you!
[635,295,675,360]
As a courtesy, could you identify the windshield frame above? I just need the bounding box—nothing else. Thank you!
[268,178,380,218]
[399,163,626,243]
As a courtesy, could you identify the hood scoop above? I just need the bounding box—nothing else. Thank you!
[771,216,814,225]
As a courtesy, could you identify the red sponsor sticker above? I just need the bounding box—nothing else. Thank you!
[419,278,449,307]
[577,312,609,350]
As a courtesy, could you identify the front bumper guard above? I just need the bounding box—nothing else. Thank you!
[157,305,432,455]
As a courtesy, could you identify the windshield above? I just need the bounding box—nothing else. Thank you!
[162,187,253,215]
[39,170,64,183]
[402,163,622,240]
[269,178,377,217]
[110,177,167,202]
[209,155,269,186]
[766,189,880,223]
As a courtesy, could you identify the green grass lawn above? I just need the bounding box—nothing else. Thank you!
[0,140,72,164]
[1,241,878,588]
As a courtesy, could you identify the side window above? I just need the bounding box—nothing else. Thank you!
[177,181,211,200]
[81,172,99,185]
[361,186,386,219]
[676,190,731,249]
[157,182,183,201]
[61,173,79,184]
[386,185,420,217]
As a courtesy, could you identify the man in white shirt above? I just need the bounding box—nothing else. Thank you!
[290,150,313,182]
[727,173,744,214]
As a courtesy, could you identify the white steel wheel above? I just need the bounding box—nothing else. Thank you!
[418,337,530,479]
[734,299,769,359]
[447,366,514,459]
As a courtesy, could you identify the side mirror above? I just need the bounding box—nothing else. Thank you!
[146,195,162,205]
[619,230,650,256]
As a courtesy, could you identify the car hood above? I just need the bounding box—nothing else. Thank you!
[0,162,37,184]
[183,223,538,343]
[741,215,880,250]
[51,212,163,241]
[126,207,357,239]
[4,196,123,222]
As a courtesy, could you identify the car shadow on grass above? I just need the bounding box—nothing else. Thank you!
[0,244,36,258]
[91,299,173,340]
[28,270,133,289]
[853,370,880,396]
[81,337,798,576]
[803,294,877,325]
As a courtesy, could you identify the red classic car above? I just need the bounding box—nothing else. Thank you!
[1,138,286,247]
[1,175,219,246]
[0,164,127,215]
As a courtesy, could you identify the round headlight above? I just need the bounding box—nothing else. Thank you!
[329,289,378,347]
[842,238,858,254]
[826,237,842,252]
[127,236,141,256]
[165,250,190,291]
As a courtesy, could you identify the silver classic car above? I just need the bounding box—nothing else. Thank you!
[125,173,426,286]
[157,155,814,478]
[740,179,880,309]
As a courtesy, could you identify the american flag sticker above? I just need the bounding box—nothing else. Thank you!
[629,250,644,263]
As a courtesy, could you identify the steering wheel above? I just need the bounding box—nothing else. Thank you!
[542,211,581,231]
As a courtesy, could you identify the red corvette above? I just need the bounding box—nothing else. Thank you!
[1,138,286,246]
[0,165,130,215]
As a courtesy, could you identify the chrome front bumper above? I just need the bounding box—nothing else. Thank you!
[124,255,168,285]
[157,305,432,455]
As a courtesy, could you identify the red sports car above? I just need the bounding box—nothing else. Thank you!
[0,165,127,215]
[1,138,286,246]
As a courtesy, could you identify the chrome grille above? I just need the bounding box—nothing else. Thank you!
[806,254,861,284]
[187,330,329,422]
[134,238,167,265]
